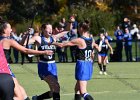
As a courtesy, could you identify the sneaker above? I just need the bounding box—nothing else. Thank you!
[99,71,103,75]
[103,72,107,75]
[32,95,37,100]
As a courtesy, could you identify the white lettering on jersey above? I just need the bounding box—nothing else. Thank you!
[85,50,92,61]
[41,45,56,50]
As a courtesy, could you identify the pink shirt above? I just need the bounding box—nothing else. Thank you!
[0,44,10,74]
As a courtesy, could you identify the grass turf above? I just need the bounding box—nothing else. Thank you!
[10,62,140,100]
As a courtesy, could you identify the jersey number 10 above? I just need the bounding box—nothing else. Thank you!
[85,50,92,61]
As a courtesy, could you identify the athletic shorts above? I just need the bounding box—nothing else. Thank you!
[38,61,58,80]
[0,73,15,100]
[98,53,108,57]
[75,60,93,81]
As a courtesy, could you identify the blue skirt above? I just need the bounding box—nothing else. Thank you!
[98,53,107,57]
[38,61,58,80]
[75,60,93,81]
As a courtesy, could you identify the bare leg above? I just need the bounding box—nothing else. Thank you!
[74,81,81,100]
[13,78,24,100]
[76,80,94,100]
[44,75,60,93]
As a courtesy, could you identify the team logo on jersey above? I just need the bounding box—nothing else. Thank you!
[41,45,56,50]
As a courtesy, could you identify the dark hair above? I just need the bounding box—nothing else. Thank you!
[79,21,90,31]
[41,23,50,30]
[100,28,106,34]
[0,20,9,35]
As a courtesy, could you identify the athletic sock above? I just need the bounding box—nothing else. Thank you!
[24,97,30,100]
[103,65,106,72]
[83,93,94,100]
[74,94,81,100]
[53,92,60,100]
[37,91,52,100]
[98,63,102,71]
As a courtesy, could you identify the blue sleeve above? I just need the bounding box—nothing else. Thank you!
[107,36,113,41]
[123,34,128,41]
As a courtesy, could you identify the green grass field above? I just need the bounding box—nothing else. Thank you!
[10,62,140,100]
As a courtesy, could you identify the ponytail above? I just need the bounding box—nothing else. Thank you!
[0,18,9,35]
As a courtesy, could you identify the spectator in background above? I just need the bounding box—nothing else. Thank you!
[137,25,140,60]
[26,28,35,63]
[114,26,124,61]
[124,28,132,62]
[53,23,63,62]
[69,16,78,39]
[137,27,140,39]
[121,17,131,32]
[19,32,27,64]
[53,23,61,35]
[59,19,68,62]
[53,22,68,62]
[59,17,67,30]
[19,28,34,64]
[69,16,78,62]
[130,24,139,39]
[11,32,19,63]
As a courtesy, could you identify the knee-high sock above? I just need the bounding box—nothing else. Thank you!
[53,92,60,100]
[103,65,106,72]
[83,93,94,100]
[74,94,81,100]
[98,63,102,71]
[37,91,52,100]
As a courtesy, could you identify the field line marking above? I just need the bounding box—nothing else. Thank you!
[107,71,140,93]
[61,90,139,96]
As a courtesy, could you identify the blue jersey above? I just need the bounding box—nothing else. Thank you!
[38,36,56,61]
[124,33,132,46]
[38,36,57,80]
[114,30,124,41]
[72,21,78,29]
[76,36,93,61]
[96,39,108,55]
[75,36,94,81]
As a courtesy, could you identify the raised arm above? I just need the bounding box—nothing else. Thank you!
[21,35,41,46]
[53,38,80,48]
[19,33,28,45]
[52,31,69,41]
[10,39,53,55]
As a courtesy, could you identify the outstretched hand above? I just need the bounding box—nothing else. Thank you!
[52,42,63,47]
